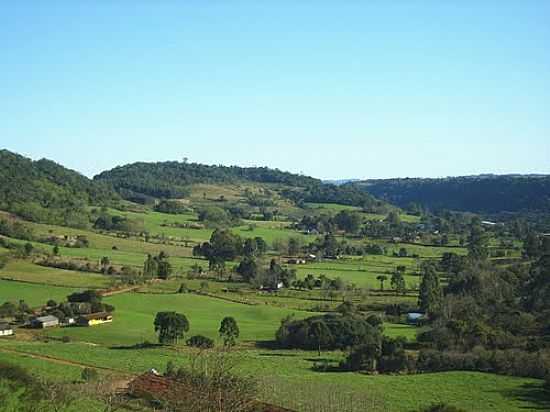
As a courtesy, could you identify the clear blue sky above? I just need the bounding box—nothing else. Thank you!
[1,1,549,179]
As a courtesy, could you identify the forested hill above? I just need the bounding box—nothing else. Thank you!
[0,150,119,224]
[352,175,550,214]
[94,161,384,210]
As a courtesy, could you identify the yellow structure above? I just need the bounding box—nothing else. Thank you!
[77,312,113,326]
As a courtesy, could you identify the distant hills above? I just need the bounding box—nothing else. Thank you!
[351,175,550,214]
[2,148,549,221]
[94,161,383,210]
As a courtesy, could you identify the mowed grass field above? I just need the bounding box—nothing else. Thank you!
[0,260,110,289]
[45,292,316,346]
[0,279,78,307]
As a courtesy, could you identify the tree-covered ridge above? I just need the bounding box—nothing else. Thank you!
[0,149,119,225]
[94,161,319,197]
[94,160,383,209]
[353,175,550,214]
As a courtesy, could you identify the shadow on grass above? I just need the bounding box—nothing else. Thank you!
[500,382,550,410]
[258,352,299,358]
[255,340,279,349]
[109,342,162,350]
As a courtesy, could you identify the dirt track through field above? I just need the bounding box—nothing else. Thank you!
[0,346,133,376]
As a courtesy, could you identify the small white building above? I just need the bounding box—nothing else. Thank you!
[31,315,59,329]
[0,323,14,337]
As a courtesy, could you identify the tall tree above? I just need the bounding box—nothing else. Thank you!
[418,262,443,316]
[467,223,489,260]
[308,320,332,356]
[376,275,388,291]
[219,317,240,348]
[154,312,189,344]
[391,269,406,295]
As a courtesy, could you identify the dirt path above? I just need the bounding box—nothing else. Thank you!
[0,346,133,377]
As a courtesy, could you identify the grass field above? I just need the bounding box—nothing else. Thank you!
[45,292,316,346]
[0,279,78,307]
[0,339,543,412]
[0,260,110,289]
[0,201,541,412]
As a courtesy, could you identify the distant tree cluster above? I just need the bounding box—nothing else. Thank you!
[154,199,189,214]
[356,175,550,214]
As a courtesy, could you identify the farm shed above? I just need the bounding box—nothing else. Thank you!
[31,315,59,328]
[77,312,113,326]
[0,323,14,337]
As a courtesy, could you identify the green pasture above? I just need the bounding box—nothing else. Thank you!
[0,260,110,289]
[45,292,315,346]
[0,279,77,307]
[1,339,543,412]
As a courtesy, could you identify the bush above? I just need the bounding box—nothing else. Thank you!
[416,348,550,379]
[186,335,215,349]
[81,368,99,382]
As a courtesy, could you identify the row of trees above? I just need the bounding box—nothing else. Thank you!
[154,312,240,348]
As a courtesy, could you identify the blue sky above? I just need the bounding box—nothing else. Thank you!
[1,1,549,179]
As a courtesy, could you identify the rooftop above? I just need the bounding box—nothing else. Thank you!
[34,315,59,323]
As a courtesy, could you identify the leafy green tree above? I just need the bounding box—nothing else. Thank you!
[52,245,59,256]
[467,223,489,260]
[23,242,33,256]
[376,275,388,291]
[391,269,406,295]
[334,210,362,233]
[154,312,189,344]
[308,320,333,356]
[236,256,257,282]
[385,211,401,226]
[418,262,443,316]
[219,317,240,348]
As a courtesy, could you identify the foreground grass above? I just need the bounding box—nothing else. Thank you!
[1,339,544,412]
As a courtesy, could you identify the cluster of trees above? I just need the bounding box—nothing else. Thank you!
[94,160,319,199]
[0,150,119,227]
[143,252,173,280]
[193,230,267,273]
[154,312,240,348]
[236,258,296,289]
[291,274,347,293]
[276,310,412,374]
[197,206,241,228]
[276,312,381,353]
[296,210,363,234]
[355,174,550,214]
[0,300,32,323]
[93,210,144,233]
[154,199,190,214]
[94,158,387,209]
[411,222,550,380]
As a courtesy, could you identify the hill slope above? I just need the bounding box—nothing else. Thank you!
[0,149,119,224]
[94,161,385,210]
[353,175,550,214]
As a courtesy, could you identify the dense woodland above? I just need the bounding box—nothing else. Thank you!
[354,175,550,215]
[0,150,119,226]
